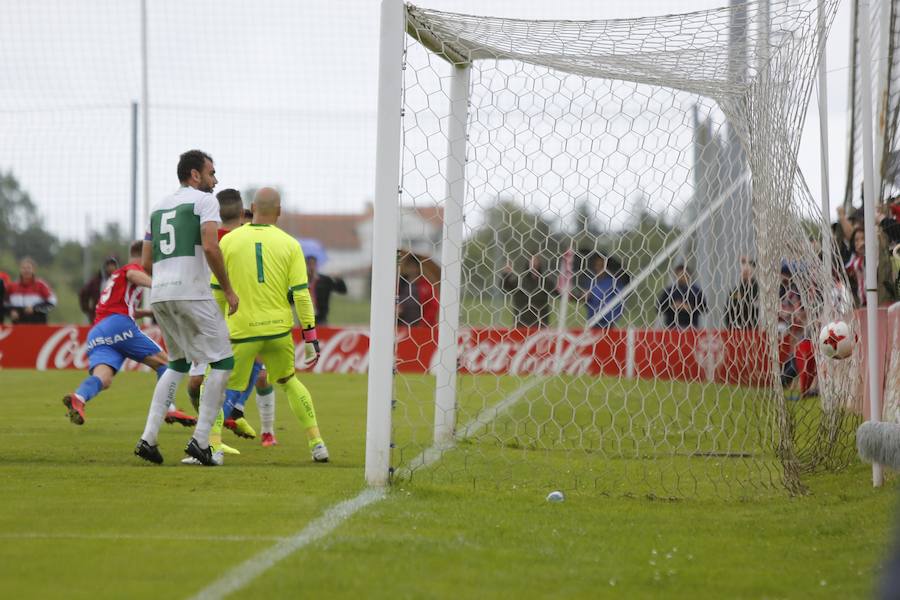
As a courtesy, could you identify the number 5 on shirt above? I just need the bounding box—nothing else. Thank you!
[159,210,177,255]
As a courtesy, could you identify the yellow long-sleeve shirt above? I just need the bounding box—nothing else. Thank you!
[211,223,315,342]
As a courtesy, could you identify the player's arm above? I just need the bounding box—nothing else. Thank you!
[201,221,239,315]
[126,268,152,288]
[208,242,228,316]
[141,239,153,275]
[289,255,316,329]
[288,242,320,365]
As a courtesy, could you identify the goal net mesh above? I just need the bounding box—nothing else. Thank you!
[388,0,861,497]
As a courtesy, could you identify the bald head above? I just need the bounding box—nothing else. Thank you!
[251,187,281,224]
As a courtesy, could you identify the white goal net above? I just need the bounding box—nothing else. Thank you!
[369,0,863,497]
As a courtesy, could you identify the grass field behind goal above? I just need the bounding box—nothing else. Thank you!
[0,369,895,599]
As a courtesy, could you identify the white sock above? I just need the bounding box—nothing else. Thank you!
[142,370,185,445]
[167,401,177,413]
[194,368,230,448]
[257,389,276,434]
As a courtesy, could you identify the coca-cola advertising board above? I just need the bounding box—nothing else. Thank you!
[0,323,777,386]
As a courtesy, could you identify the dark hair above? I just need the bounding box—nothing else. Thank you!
[129,241,144,257]
[606,255,630,286]
[103,256,119,267]
[243,208,253,220]
[588,253,606,270]
[216,188,243,221]
[177,149,213,183]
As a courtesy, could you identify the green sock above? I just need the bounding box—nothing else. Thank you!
[280,377,322,448]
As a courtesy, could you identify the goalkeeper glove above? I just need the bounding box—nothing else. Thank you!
[302,327,321,368]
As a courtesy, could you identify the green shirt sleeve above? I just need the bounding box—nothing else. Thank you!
[289,242,315,329]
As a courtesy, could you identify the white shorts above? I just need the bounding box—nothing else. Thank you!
[189,361,208,377]
[152,299,232,365]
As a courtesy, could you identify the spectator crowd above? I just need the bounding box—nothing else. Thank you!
[3,197,898,334]
[1,257,57,325]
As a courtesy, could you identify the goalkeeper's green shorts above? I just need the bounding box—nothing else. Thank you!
[228,331,295,389]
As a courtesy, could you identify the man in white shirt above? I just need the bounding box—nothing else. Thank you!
[136,149,240,466]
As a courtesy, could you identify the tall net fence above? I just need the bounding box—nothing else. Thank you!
[0,0,378,323]
[845,0,900,204]
[388,0,862,497]
[885,0,900,196]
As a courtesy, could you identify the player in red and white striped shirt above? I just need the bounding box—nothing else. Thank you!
[62,242,175,426]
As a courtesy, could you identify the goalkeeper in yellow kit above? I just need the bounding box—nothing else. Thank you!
[211,187,328,462]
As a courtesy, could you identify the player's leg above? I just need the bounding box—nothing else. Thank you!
[134,343,196,427]
[255,367,277,447]
[185,340,259,466]
[162,359,198,427]
[186,362,207,412]
[65,316,128,425]
[223,360,262,439]
[183,364,241,458]
[221,341,262,432]
[64,364,116,425]
[262,335,328,462]
[185,300,236,466]
[224,360,262,419]
[136,303,187,464]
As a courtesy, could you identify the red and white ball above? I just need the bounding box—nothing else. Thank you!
[818,320,853,360]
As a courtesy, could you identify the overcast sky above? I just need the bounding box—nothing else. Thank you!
[0,0,859,242]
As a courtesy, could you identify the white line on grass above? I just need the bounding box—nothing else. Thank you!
[1,532,286,543]
[394,379,541,478]
[188,487,386,600]
[190,375,541,599]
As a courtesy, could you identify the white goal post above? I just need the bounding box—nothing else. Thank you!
[367,0,862,496]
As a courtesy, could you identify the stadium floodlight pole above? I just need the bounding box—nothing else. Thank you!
[83,214,92,284]
[140,0,150,227]
[857,0,884,487]
[433,63,470,446]
[130,101,139,241]
[843,0,859,211]
[816,0,832,290]
[365,0,405,487]
[875,0,892,190]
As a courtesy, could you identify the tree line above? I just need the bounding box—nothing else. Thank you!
[1,170,131,323]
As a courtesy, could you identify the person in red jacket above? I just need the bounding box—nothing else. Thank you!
[417,274,439,328]
[0,271,10,324]
[7,258,56,324]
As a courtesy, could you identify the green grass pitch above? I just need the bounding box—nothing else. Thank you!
[0,369,894,599]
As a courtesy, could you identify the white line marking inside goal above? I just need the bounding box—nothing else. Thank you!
[190,379,538,599]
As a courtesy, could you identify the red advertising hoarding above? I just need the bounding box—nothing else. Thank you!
[0,323,777,386]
